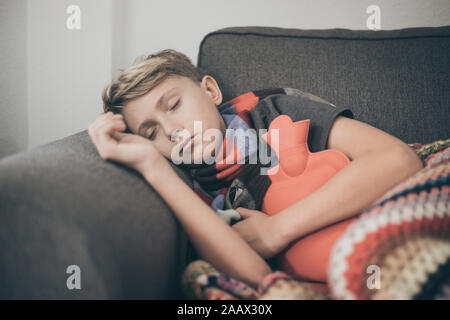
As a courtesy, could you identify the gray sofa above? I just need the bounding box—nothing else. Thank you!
[0,26,449,299]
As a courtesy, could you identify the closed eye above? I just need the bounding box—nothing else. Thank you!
[170,99,180,110]
[147,128,157,140]
[146,99,180,139]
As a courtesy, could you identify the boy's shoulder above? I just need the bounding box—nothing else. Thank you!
[253,87,337,108]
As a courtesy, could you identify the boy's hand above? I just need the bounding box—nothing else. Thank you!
[232,207,288,259]
[88,111,169,179]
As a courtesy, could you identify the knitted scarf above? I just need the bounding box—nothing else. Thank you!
[181,87,354,214]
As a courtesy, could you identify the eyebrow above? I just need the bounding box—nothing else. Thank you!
[137,87,177,135]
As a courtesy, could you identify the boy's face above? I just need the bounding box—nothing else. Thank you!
[121,75,227,164]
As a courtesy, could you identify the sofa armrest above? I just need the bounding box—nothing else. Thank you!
[0,130,192,299]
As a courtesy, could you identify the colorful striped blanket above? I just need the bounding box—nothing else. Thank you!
[181,139,450,300]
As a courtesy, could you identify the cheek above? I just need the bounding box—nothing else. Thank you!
[184,106,221,136]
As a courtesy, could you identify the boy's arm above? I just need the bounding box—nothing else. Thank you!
[274,116,424,244]
[87,112,271,288]
[143,162,272,289]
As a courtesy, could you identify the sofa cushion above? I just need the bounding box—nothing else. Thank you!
[197,26,450,145]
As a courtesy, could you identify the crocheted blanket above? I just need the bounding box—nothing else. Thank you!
[181,139,450,300]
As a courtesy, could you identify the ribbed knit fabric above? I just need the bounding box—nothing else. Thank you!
[181,139,450,300]
[327,139,450,300]
[181,260,329,300]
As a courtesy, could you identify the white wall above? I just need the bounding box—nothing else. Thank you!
[119,0,450,67]
[27,0,113,150]
[1,0,449,158]
[0,0,28,158]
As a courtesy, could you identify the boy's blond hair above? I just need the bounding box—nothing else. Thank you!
[101,49,207,115]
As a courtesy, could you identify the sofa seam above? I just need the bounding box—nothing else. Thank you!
[197,27,450,68]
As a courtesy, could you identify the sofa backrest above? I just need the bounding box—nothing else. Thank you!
[197,26,450,145]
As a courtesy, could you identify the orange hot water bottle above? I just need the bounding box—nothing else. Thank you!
[261,115,358,283]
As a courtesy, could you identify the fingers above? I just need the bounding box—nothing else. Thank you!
[236,207,265,218]
[111,130,131,141]
[98,117,127,141]
[88,112,115,133]
[88,112,124,134]
[88,111,127,159]
[235,207,251,218]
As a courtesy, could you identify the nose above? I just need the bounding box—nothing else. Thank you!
[160,114,188,143]
[170,128,184,142]
[168,126,191,144]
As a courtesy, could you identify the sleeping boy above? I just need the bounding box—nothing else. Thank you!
[88,49,423,289]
